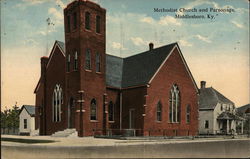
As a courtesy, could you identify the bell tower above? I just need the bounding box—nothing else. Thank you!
[64,0,106,136]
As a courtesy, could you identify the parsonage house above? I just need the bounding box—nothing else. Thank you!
[198,81,244,135]
[34,0,199,137]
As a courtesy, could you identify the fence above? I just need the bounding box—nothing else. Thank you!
[93,129,197,137]
[1,128,19,135]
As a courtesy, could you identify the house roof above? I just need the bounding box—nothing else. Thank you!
[19,105,35,117]
[237,104,250,114]
[199,87,234,110]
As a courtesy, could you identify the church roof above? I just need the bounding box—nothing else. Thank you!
[199,87,234,110]
[106,42,176,88]
[19,105,35,117]
[38,41,197,90]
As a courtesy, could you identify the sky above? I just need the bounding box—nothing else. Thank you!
[1,0,249,109]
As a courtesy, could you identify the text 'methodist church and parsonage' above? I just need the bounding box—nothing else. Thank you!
[34,0,199,137]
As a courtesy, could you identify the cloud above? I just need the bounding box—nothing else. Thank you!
[140,17,154,24]
[158,16,181,26]
[130,37,148,46]
[195,35,211,43]
[48,7,64,25]
[111,42,126,50]
[55,0,66,9]
[178,40,192,47]
[231,21,244,28]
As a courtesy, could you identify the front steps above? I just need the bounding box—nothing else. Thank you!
[51,129,78,137]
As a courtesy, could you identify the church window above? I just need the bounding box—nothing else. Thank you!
[169,84,181,123]
[67,54,70,72]
[24,119,27,129]
[52,84,63,122]
[67,15,71,32]
[85,12,90,30]
[186,104,191,123]
[74,51,78,70]
[96,52,101,72]
[156,101,162,121]
[96,15,100,33]
[85,49,91,70]
[73,12,77,29]
[108,101,114,121]
[90,99,97,120]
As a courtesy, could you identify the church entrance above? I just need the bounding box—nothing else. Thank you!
[68,98,75,128]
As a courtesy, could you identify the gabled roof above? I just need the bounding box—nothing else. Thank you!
[237,104,250,114]
[199,87,234,110]
[121,43,176,88]
[19,105,35,117]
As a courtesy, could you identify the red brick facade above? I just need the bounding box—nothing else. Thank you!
[34,0,198,137]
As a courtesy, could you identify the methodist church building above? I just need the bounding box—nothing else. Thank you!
[34,0,199,137]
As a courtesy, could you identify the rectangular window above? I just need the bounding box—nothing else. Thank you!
[85,49,91,70]
[96,52,101,72]
[96,15,100,33]
[186,105,190,123]
[205,120,209,129]
[73,12,77,29]
[108,102,114,121]
[74,51,78,70]
[85,12,90,30]
[24,119,27,129]
[67,54,70,72]
[67,15,71,32]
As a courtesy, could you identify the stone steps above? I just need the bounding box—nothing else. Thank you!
[51,129,77,137]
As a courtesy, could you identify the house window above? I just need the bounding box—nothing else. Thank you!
[67,54,70,72]
[74,51,78,70]
[24,119,27,129]
[85,49,91,70]
[73,12,77,29]
[186,104,191,123]
[96,52,101,72]
[205,120,209,129]
[90,99,97,120]
[156,101,162,121]
[108,101,114,121]
[85,12,90,30]
[52,84,63,122]
[169,84,180,123]
[67,15,70,32]
[96,15,100,33]
[221,104,223,111]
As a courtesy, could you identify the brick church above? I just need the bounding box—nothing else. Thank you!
[34,0,199,137]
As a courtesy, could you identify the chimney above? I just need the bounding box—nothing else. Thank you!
[200,81,206,89]
[41,57,49,81]
[149,42,154,51]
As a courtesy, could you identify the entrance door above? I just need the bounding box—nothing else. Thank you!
[129,109,135,129]
[68,98,75,128]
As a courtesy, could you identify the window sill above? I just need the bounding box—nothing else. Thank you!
[96,71,102,74]
[73,69,78,72]
[96,32,101,35]
[85,69,92,72]
[108,121,115,123]
[85,29,92,32]
[156,121,162,123]
[90,120,98,122]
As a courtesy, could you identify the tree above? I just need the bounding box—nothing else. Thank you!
[1,104,20,129]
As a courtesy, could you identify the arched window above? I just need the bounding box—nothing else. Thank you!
[186,104,191,123]
[169,84,180,123]
[85,12,90,30]
[73,12,77,29]
[156,101,162,121]
[96,52,101,72]
[67,54,70,72]
[74,51,78,70]
[96,15,100,33]
[90,99,97,120]
[85,49,91,70]
[108,101,114,121]
[52,84,63,122]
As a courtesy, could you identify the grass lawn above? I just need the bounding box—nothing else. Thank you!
[1,137,56,144]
